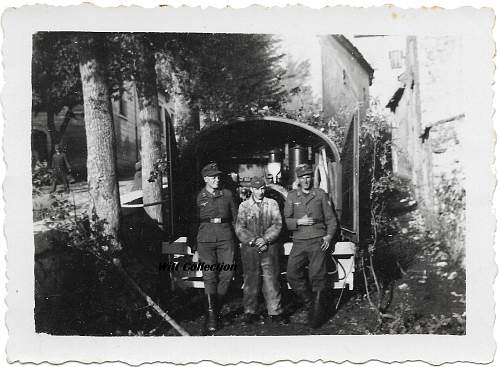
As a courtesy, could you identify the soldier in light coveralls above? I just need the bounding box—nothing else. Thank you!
[235,177,288,325]
[284,163,338,328]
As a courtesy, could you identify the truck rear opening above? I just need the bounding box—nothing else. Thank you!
[162,116,360,292]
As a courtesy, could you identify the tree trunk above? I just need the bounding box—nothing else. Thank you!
[45,107,56,166]
[190,103,201,131]
[135,38,164,231]
[171,72,199,151]
[139,101,164,230]
[44,106,74,159]
[57,107,75,142]
[78,35,121,251]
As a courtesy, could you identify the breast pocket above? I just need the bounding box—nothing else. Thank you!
[294,203,307,218]
[308,198,324,220]
[198,199,213,218]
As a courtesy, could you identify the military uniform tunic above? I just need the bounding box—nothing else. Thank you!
[196,188,238,243]
[196,188,238,296]
[50,152,71,193]
[284,187,337,292]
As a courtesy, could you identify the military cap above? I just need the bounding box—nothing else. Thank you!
[250,176,267,189]
[201,162,222,177]
[295,163,313,177]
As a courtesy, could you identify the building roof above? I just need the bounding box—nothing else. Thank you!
[332,35,375,85]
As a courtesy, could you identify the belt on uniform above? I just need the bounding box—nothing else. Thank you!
[200,218,230,223]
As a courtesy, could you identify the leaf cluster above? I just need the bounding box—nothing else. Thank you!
[434,169,466,263]
[46,199,117,261]
[380,310,465,335]
[32,32,82,113]
[158,33,287,123]
[32,161,53,195]
[148,155,170,182]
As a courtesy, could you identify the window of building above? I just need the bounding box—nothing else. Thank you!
[389,50,403,69]
[119,92,128,118]
[164,109,172,136]
[158,107,165,136]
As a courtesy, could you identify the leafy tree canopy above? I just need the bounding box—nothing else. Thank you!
[32,32,82,113]
[156,33,288,124]
[33,32,288,124]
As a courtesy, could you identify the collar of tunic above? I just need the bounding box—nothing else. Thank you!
[201,187,223,198]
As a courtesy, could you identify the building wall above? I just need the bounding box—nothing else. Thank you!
[320,36,370,127]
[391,37,435,227]
[418,36,464,128]
[32,87,172,180]
[390,35,466,264]
[112,88,140,177]
[349,35,406,109]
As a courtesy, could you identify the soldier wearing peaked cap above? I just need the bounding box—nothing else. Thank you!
[284,163,338,328]
[195,162,238,333]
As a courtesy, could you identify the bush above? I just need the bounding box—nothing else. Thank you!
[32,160,52,195]
[435,169,466,264]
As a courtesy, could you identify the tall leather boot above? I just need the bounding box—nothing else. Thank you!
[296,290,314,322]
[296,290,313,309]
[206,294,218,333]
[309,290,325,329]
[217,293,226,318]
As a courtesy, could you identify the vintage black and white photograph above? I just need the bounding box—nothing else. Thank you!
[4,4,495,365]
[31,30,467,337]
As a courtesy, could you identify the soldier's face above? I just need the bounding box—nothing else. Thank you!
[299,174,312,190]
[204,175,220,189]
[251,186,265,200]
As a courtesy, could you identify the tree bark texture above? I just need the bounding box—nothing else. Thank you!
[45,107,56,146]
[171,72,198,151]
[139,102,164,230]
[78,40,121,250]
[135,39,164,231]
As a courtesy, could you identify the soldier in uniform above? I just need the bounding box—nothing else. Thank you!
[235,177,288,325]
[195,162,238,333]
[284,163,337,328]
[49,144,72,194]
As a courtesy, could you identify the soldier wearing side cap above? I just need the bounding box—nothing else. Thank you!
[284,163,338,328]
[235,177,288,325]
[195,162,238,333]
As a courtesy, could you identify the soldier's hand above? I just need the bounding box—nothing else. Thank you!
[255,237,266,248]
[321,235,332,251]
[258,244,268,253]
[297,215,314,226]
[192,251,199,263]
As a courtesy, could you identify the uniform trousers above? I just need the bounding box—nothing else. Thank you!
[50,170,70,192]
[197,239,235,296]
[286,237,327,293]
[241,243,283,316]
